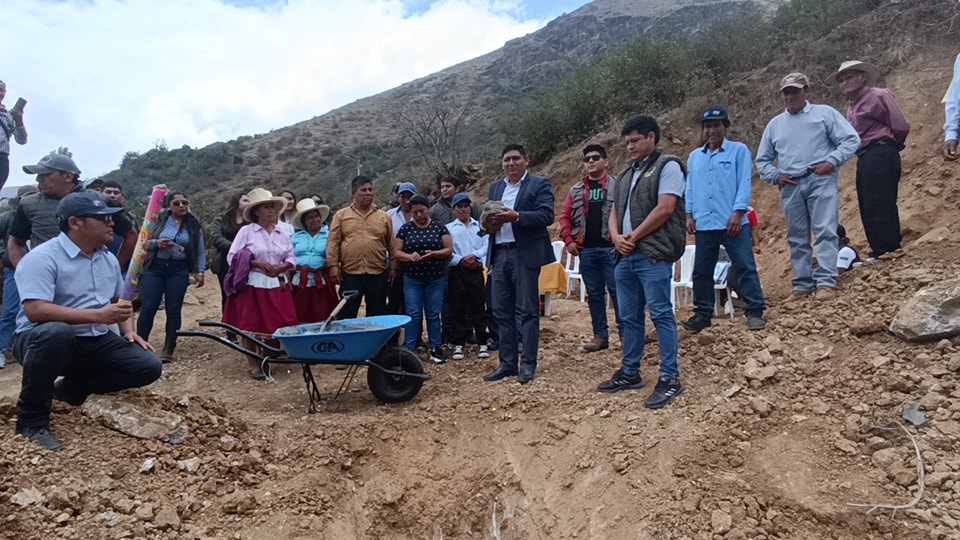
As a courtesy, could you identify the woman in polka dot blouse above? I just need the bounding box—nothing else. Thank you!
[392,195,453,363]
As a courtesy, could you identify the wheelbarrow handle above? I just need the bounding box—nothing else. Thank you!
[195,321,284,354]
[175,329,278,362]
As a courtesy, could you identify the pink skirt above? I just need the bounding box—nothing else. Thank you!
[223,286,298,336]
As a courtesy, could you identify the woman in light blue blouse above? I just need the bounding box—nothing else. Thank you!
[290,198,338,323]
[137,191,206,361]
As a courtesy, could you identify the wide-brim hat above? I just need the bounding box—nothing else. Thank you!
[243,188,289,222]
[825,60,879,86]
[294,199,330,230]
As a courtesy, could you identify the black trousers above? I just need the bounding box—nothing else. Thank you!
[339,271,389,319]
[448,265,488,346]
[0,153,8,191]
[856,143,902,258]
[13,323,163,429]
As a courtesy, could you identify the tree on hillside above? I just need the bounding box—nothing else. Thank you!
[394,98,477,187]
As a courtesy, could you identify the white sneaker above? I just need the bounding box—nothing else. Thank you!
[452,345,465,360]
[478,344,490,358]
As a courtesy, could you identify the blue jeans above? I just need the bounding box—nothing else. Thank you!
[780,177,839,291]
[0,268,20,358]
[692,228,765,318]
[579,247,621,339]
[403,276,445,351]
[615,251,679,380]
[136,259,190,341]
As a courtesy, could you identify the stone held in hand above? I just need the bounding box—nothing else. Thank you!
[480,200,507,236]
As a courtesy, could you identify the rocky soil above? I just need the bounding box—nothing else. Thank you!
[0,231,959,539]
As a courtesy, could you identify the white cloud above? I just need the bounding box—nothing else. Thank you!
[1,0,552,185]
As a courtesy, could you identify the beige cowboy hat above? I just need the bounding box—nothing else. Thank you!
[243,188,289,222]
[825,60,879,86]
[294,198,331,230]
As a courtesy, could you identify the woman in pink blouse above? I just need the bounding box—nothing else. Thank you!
[222,188,298,380]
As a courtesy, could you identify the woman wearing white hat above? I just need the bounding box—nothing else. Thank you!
[222,188,298,380]
[290,198,338,323]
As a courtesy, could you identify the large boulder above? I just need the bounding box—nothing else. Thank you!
[82,396,188,444]
[890,279,960,342]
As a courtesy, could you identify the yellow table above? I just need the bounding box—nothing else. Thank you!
[539,263,568,316]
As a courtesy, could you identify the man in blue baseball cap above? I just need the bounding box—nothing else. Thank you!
[11,191,162,451]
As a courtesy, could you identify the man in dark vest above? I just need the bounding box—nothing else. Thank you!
[598,116,685,410]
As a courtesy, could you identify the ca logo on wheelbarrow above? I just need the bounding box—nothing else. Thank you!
[311,339,345,355]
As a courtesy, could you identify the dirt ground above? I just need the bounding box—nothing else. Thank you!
[3,38,960,540]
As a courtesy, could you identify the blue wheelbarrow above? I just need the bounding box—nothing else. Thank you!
[177,292,428,412]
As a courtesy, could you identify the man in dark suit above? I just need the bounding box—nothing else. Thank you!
[482,144,555,384]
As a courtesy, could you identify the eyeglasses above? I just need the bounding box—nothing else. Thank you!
[583,155,604,163]
[83,215,114,224]
[171,201,189,207]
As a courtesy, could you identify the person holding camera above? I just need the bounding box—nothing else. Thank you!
[0,80,27,189]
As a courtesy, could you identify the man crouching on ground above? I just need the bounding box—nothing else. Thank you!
[13,192,162,451]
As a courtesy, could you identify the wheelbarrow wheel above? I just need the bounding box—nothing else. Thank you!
[367,347,424,403]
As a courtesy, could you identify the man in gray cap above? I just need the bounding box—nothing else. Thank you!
[8,152,84,267]
[827,60,910,261]
[12,191,162,451]
[756,73,860,302]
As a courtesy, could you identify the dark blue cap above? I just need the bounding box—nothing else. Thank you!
[56,192,124,221]
[452,193,472,207]
[397,182,416,195]
[701,106,730,126]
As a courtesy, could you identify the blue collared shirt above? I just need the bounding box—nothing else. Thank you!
[756,101,860,184]
[686,139,752,231]
[446,217,487,267]
[15,232,123,336]
[945,53,960,142]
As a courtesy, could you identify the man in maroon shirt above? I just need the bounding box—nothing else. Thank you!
[827,60,910,260]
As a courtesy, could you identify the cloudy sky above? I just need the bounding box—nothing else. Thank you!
[2,0,591,187]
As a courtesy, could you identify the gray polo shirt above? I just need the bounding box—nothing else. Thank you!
[15,232,123,336]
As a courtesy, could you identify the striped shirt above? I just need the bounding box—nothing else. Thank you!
[0,109,27,155]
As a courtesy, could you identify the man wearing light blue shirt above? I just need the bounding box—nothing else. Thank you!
[683,106,766,332]
[446,193,489,360]
[756,72,860,301]
[944,53,960,161]
[12,192,162,451]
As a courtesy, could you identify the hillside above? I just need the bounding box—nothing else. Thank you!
[100,0,785,213]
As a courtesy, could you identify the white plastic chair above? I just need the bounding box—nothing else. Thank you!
[565,252,585,302]
[714,247,735,318]
[550,240,564,265]
[671,245,696,311]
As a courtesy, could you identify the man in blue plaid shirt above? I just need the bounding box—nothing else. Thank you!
[0,81,28,189]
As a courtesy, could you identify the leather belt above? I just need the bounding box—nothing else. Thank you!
[495,242,518,249]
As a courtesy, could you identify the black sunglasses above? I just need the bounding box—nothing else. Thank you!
[171,200,189,207]
[583,155,604,163]
[83,214,114,224]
